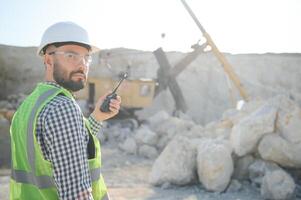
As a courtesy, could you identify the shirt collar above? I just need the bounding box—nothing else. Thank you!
[43,81,62,88]
[43,81,76,97]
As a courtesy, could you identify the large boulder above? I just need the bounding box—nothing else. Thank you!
[232,154,255,180]
[118,137,137,155]
[230,103,277,156]
[138,144,158,159]
[203,119,233,140]
[149,136,196,186]
[146,111,170,131]
[135,125,158,146]
[155,117,195,151]
[261,169,296,200]
[258,133,301,168]
[270,95,301,144]
[196,139,233,192]
[248,159,281,187]
[221,99,264,125]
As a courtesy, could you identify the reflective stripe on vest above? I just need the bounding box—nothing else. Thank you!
[11,88,101,188]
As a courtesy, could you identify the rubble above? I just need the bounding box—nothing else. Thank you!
[94,93,301,199]
[232,155,255,180]
[230,103,277,156]
[258,133,301,168]
[118,137,137,155]
[196,139,233,192]
[261,169,296,200]
[149,136,197,186]
[146,94,301,199]
[138,145,158,159]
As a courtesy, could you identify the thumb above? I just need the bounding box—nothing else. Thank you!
[95,91,112,107]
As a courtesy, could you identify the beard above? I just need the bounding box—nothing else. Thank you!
[53,62,86,92]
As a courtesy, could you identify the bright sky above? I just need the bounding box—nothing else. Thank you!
[1,0,300,54]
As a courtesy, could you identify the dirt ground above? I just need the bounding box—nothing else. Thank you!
[0,143,292,200]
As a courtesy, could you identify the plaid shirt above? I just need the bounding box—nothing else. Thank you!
[36,82,102,200]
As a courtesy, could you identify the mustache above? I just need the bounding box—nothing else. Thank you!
[70,70,85,77]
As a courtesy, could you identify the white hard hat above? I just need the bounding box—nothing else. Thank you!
[37,21,100,56]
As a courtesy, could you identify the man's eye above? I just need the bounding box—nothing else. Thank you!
[66,53,75,59]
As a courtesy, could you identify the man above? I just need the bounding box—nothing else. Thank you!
[10,21,120,200]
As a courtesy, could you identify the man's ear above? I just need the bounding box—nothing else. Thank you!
[44,45,56,69]
[44,54,53,69]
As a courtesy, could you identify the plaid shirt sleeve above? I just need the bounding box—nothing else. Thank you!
[87,115,103,135]
[42,96,95,200]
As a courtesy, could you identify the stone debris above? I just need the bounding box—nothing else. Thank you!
[138,144,158,159]
[146,94,301,200]
[135,125,158,146]
[230,103,277,156]
[226,179,242,193]
[196,139,233,192]
[258,133,301,168]
[232,155,255,180]
[261,169,296,200]
[248,159,281,187]
[149,136,197,186]
[93,94,301,199]
[118,137,137,155]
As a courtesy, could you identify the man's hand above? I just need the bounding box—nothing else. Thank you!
[91,92,121,122]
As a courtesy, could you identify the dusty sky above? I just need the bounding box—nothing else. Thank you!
[0,0,300,53]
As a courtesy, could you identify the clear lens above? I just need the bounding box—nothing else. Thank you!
[49,51,92,66]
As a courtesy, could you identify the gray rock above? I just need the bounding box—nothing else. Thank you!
[226,179,242,193]
[138,145,158,159]
[185,125,204,139]
[233,155,255,180]
[155,117,195,151]
[203,120,233,140]
[271,95,301,144]
[241,99,265,114]
[146,111,170,131]
[149,136,196,186]
[222,108,240,120]
[118,137,137,155]
[135,125,158,146]
[230,103,277,156]
[261,169,296,200]
[106,126,132,143]
[197,139,233,192]
[248,159,281,187]
[258,133,301,168]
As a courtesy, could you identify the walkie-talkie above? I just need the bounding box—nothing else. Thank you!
[100,72,127,112]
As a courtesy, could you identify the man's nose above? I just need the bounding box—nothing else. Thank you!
[78,57,90,66]
[78,60,88,73]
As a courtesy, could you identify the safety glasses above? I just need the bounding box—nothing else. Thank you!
[48,51,92,66]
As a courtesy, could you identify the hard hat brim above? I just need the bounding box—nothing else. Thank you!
[37,42,100,56]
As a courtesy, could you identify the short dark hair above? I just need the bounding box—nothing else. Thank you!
[42,41,91,54]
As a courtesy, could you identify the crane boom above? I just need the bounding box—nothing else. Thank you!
[180,0,249,101]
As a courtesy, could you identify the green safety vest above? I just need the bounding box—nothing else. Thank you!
[10,83,108,200]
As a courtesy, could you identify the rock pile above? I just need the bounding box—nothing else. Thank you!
[104,94,301,200]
